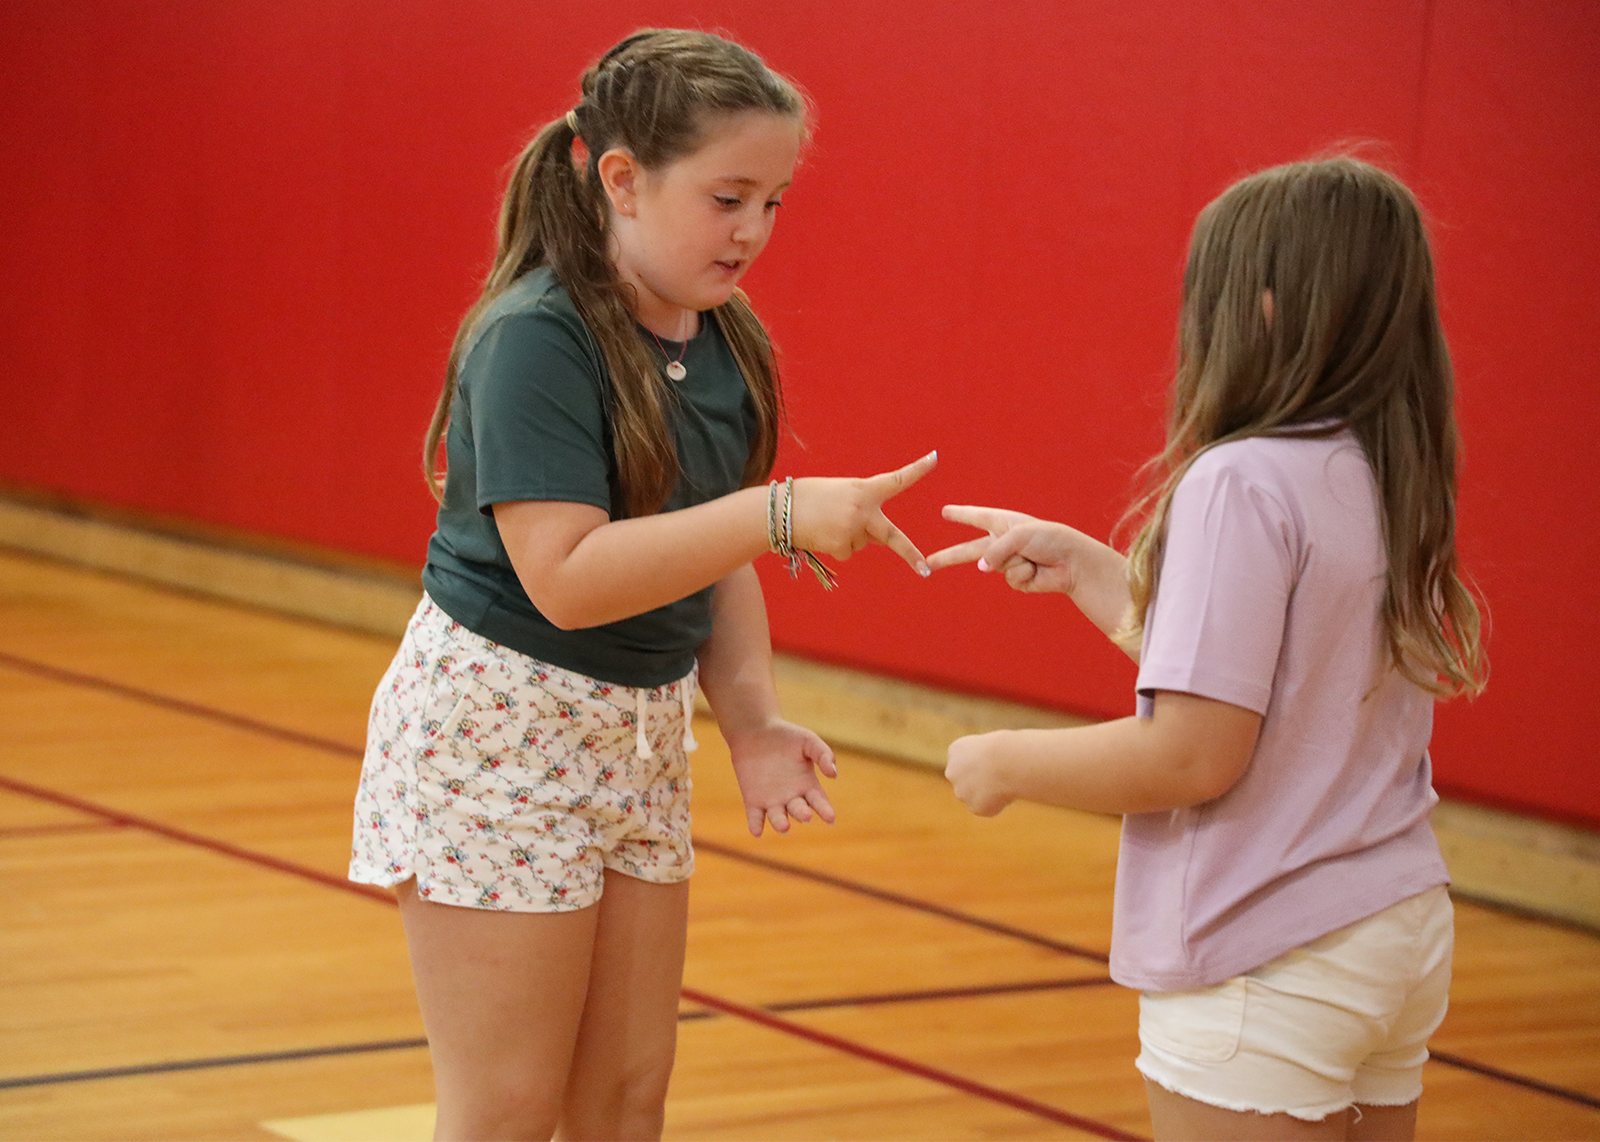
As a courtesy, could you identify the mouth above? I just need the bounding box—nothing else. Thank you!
[714,259,743,275]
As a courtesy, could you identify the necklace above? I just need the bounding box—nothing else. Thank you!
[647,313,694,381]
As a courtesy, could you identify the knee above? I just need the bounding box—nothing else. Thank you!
[435,1074,563,1141]
[561,1052,676,1140]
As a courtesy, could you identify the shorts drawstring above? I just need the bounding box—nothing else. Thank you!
[635,669,698,760]
[635,688,652,760]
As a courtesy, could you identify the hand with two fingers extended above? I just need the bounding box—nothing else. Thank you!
[725,719,839,837]
[789,451,938,577]
[925,505,1089,594]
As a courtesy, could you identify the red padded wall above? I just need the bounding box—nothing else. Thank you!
[2,1,1595,824]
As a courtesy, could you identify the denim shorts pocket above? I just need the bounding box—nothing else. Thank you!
[1139,977,1248,1063]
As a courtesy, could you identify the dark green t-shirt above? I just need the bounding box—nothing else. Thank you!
[421,268,757,687]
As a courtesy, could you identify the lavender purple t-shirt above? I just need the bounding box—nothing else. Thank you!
[1111,430,1449,992]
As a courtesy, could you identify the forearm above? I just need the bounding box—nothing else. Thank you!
[955,693,1261,816]
[499,486,772,630]
[695,565,783,737]
[978,720,1204,815]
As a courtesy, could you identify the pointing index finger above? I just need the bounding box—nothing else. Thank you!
[941,504,1013,534]
[866,450,938,503]
[925,537,992,571]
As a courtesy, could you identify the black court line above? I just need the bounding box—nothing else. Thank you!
[9,987,1600,1124]
[1431,1050,1600,1111]
[0,648,1106,963]
[695,837,1111,965]
[5,650,1599,1119]
[0,775,1141,1135]
[766,976,1115,1012]
[0,1038,429,1091]
[683,987,1144,1140]
[4,1016,717,1091]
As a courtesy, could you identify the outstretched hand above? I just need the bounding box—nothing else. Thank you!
[790,451,938,576]
[725,719,839,837]
[926,505,1086,594]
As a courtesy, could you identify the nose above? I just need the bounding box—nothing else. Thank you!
[731,204,772,246]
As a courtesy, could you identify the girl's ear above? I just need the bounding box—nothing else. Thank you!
[597,148,640,216]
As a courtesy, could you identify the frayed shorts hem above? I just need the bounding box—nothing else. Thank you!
[1135,885,1450,1120]
[1138,1068,1362,1123]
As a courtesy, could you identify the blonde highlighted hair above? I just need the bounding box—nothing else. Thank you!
[423,29,807,517]
[1123,156,1485,698]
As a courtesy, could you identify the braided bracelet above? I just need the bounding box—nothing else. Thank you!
[767,478,838,590]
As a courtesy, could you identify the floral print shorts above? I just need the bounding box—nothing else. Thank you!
[349,594,697,912]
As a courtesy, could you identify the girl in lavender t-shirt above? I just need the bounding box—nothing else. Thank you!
[930,157,1485,1141]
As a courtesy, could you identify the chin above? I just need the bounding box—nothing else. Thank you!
[694,287,738,311]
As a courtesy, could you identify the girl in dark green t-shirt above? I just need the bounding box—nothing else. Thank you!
[348,28,936,1140]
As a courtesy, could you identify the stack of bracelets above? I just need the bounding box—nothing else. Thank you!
[767,476,839,590]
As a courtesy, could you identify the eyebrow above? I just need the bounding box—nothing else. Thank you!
[715,175,792,191]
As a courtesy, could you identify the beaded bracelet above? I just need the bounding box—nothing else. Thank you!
[767,477,839,590]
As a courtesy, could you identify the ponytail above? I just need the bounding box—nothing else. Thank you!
[424,29,802,513]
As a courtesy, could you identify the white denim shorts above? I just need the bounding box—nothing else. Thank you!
[1137,885,1453,1122]
[349,594,698,912]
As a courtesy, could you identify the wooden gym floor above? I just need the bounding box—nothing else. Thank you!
[2,548,1598,1141]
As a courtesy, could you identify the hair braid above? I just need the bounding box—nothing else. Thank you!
[423,28,806,515]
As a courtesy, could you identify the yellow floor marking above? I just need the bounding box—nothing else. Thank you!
[262,1103,435,1141]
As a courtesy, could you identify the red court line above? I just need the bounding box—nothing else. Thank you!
[2,648,1108,963]
[0,651,364,759]
[0,820,128,839]
[697,838,1111,964]
[7,650,1599,1118]
[682,987,1143,1140]
[0,773,394,905]
[0,770,1143,1138]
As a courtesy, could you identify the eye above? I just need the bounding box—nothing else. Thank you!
[764,199,783,212]
[714,195,742,209]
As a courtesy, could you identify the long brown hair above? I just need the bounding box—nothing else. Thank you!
[1123,156,1485,698]
[423,29,806,517]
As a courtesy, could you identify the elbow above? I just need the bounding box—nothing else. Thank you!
[522,583,594,632]
[1181,766,1242,807]
[535,598,593,631]
[541,608,585,632]
[1167,750,1250,807]
[1144,693,1261,808]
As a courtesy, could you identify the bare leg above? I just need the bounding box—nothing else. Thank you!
[558,870,691,1142]
[1349,1100,1418,1141]
[1146,1080,1351,1141]
[397,878,601,1141]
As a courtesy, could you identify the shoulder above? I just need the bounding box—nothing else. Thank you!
[458,270,608,403]
[1182,431,1366,506]
[464,268,597,368]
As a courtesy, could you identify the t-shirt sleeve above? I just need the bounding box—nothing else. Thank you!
[1135,454,1296,718]
[461,310,612,514]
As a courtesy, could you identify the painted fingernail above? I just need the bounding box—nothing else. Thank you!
[917,561,931,577]
[977,557,990,572]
